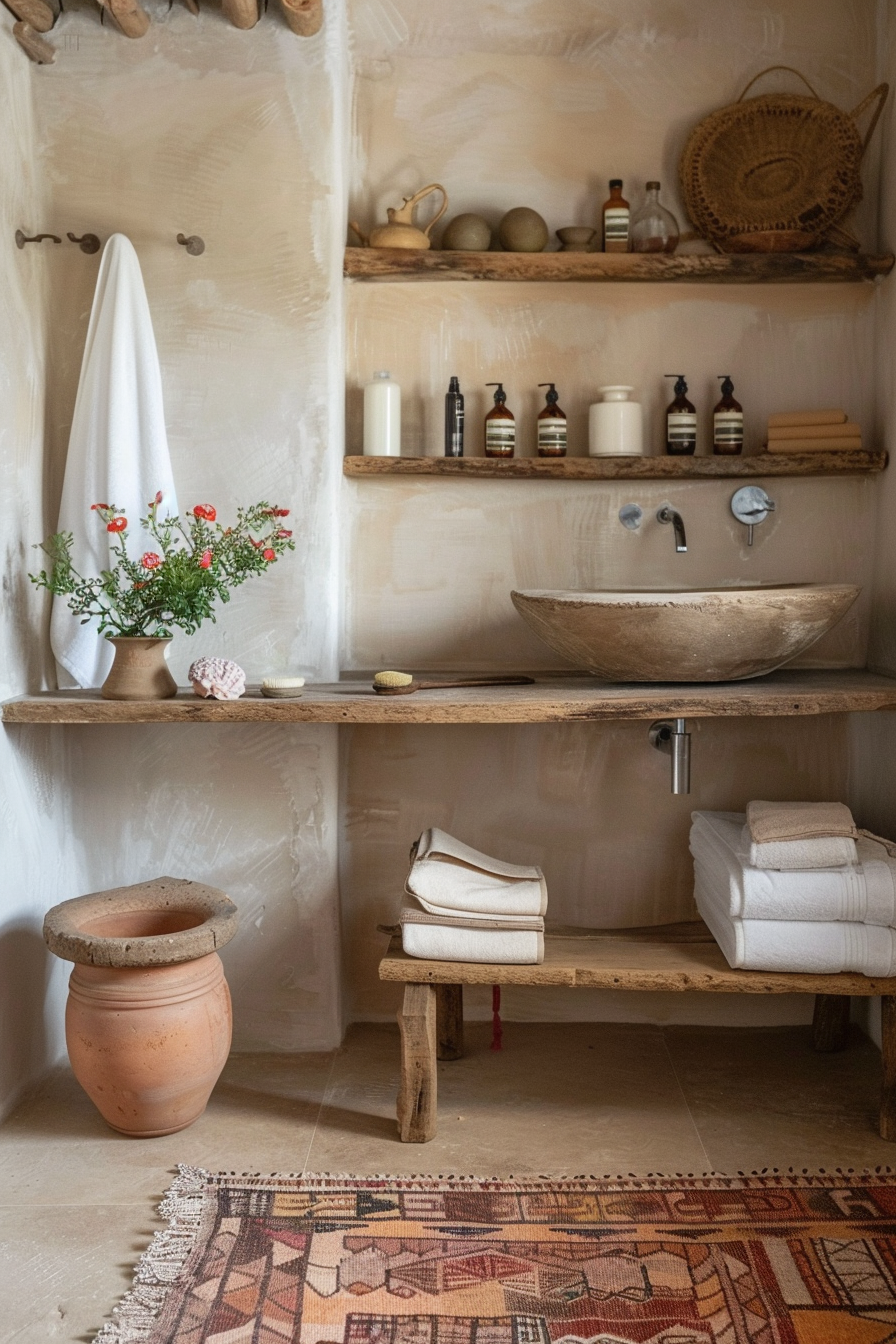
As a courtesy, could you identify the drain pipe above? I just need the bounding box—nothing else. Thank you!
[649,718,691,794]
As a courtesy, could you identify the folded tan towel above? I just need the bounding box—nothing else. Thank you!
[767,422,861,441]
[768,409,847,428]
[765,437,863,452]
[747,800,858,844]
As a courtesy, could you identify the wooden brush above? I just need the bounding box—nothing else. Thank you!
[373,671,535,696]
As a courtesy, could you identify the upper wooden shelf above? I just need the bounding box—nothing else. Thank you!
[344,450,887,481]
[344,248,895,284]
[5,670,896,725]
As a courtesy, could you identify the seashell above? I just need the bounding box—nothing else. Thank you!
[188,657,246,700]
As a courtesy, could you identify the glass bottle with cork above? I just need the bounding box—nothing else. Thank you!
[536,383,567,457]
[664,374,697,456]
[484,383,515,457]
[602,180,630,253]
[713,376,743,455]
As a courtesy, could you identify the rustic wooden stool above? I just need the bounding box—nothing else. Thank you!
[379,922,896,1143]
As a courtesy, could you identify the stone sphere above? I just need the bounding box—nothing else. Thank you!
[441,213,492,251]
[499,207,549,253]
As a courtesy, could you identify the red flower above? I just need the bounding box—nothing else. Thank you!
[199,549,213,569]
[133,581,145,590]
[263,548,276,563]
[141,552,161,570]
[263,507,290,518]
[90,503,109,511]
[250,538,263,548]
[193,504,216,522]
[107,517,127,532]
[276,529,292,538]
[154,490,164,504]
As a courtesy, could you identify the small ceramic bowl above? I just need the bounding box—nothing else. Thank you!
[556,227,596,252]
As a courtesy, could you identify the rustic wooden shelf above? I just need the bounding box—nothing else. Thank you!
[343,450,887,481]
[344,248,895,284]
[5,670,896,725]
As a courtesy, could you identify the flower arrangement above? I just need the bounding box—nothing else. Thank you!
[31,494,295,638]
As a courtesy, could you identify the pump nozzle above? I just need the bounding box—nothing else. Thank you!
[717,375,734,395]
[538,382,559,404]
[485,382,507,403]
[665,373,688,396]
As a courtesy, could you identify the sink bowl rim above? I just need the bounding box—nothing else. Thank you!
[512,583,859,607]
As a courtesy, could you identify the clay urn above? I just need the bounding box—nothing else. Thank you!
[498,207,549,252]
[44,877,239,1137]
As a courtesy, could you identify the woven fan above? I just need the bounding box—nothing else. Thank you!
[680,66,887,253]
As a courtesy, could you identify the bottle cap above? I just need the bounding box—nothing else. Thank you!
[485,382,506,403]
[538,382,559,404]
[448,376,461,392]
[717,375,734,395]
[374,370,390,380]
[665,374,688,396]
[609,179,623,188]
[645,180,660,190]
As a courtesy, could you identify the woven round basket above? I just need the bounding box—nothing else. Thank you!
[680,67,887,253]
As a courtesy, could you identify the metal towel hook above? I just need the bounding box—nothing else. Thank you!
[67,232,102,254]
[177,233,205,256]
[16,230,61,248]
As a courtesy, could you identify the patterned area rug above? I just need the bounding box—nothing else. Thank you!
[98,1167,896,1344]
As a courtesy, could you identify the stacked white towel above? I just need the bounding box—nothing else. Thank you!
[690,810,896,976]
[400,828,547,963]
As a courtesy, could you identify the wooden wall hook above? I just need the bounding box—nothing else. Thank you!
[177,233,205,255]
[279,0,322,35]
[16,230,62,248]
[67,232,102,254]
[12,22,55,61]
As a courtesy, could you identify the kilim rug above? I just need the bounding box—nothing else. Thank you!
[96,1166,896,1344]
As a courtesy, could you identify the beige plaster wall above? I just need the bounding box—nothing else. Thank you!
[22,0,348,1051]
[0,18,75,1116]
[341,0,885,1026]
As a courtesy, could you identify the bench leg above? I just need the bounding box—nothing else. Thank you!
[882,996,896,1141]
[437,984,464,1060]
[812,994,850,1053]
[397,983,437,1143]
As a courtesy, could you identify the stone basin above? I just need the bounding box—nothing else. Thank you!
[510,584,860,682]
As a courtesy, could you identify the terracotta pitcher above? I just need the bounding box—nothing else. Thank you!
[351,184,448,250]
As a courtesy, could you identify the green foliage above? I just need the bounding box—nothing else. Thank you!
[30,497,295,638]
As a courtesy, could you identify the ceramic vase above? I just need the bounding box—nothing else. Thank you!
[102,636,177,700]
[66,954,232,1136]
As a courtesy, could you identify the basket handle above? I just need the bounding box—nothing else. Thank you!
[738,65,820,102]
[849,82,889,155]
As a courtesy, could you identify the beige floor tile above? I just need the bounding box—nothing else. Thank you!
[306,1021,711,1176]
[664,1023,895,1172]
[0,1050,335,1206]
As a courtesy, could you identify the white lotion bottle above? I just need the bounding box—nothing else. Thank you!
[588,385,644,456]
[363,370,401,456]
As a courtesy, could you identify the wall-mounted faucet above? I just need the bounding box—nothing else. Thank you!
[730,486,775,546]
[657,504,687,553]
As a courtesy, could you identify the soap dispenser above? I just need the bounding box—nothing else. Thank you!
[713,375,744,455]
[536,383,567,457]
[484,383,515,457]
[664,374,697,456]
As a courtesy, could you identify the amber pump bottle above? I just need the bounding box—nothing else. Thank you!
[485,384,515,457]
[665,374,697,455]
[713,375,744,455]
[602,180,630,253]
[537,383,567,457]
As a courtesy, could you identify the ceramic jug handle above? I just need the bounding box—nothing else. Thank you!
[414,184,448,238]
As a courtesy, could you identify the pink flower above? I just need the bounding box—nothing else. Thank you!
[193,504,216,522]
[141,552,161,570]
[199,549,213,569]
[154,490,164,504]
[263,548,276,563]
[107,517,127,533]
[276,529,292,538]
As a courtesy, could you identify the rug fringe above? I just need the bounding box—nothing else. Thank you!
[94,1164,209,1343]
[203,1165,896,1187]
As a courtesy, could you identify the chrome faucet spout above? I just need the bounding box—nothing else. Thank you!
[657,505,687,553]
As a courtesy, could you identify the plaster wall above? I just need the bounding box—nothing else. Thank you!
[341,0,885,1025]
[19,0,348,1051]
[0,19,74,1117]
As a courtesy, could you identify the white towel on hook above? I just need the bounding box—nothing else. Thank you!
[50,234,178,689]
[406,827,548,918]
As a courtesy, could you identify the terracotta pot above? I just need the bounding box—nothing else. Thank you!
[44,877,238,1137]
[102,636,177,700]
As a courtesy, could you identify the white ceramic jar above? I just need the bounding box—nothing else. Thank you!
[363,370,401,456]
[588,385,644,456]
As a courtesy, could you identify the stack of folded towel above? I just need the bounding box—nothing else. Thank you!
[400,828,547,964]
[764,409,862,453]
[690,801,896,976]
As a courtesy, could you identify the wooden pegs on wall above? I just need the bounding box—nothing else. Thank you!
[97,0,150,38]
[13,21,55,60]
[6,0,56,32]
[222,0,258,28]
[279,0,322,35]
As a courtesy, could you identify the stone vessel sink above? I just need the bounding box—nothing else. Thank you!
[510,584,860,682]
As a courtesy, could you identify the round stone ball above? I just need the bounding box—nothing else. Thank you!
[441,213,492,251]
[498,207,549,253]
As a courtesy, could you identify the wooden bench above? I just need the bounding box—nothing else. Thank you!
[379,922,896,1143]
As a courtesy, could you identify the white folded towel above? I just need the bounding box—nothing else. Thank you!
[50,234,178,689]
[694,869,896,976]
[742,826,857,871]
[400,901,544,964]
[691,812,896,925]
[406,827,547,918]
